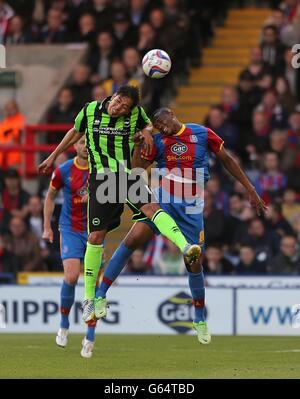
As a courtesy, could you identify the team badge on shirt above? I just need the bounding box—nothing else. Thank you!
[190,135,198,143]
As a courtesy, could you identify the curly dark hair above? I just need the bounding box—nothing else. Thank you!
[116,85,140,108]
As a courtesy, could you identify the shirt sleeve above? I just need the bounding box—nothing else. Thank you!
[74,103,88,133]
[137,106,151,130]
[50,166,63,191]
[207,128,224,154]
[141,142,158,162]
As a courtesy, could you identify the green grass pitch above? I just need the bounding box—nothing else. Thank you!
[0,334,300,378]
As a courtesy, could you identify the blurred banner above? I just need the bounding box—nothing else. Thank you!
[0,283,299,335]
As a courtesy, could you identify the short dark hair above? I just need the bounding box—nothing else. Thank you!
[263,24,278,34]
[116,85,140,108]
[151,107,171,124]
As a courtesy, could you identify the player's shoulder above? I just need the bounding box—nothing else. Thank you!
[185,123,208,133]
[152,132,163,143]
[57,158,74,174]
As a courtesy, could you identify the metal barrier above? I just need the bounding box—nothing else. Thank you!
[0,124,73,176]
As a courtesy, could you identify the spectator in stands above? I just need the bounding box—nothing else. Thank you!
[275,76,297,115]
[203,190,226,246]
[136,22,158,55]
[102,60,140,96]
[92,84,107,102]
[219,86,240,126]
[251,111,272,153]
[224,193,245,246]
[41,8,68,43]
[285,111,300,179]
[5,15,28,44]
[0,0,14,44]
[265,202,294,236]
[75,13,97,44]
[206,106,240,153]
[153,240,186,275]
[269,130,292,173]
[123,47,144,84]
[282,188,300,226]
[2,215,43,272]
[255,151,287,204]
[47,87,76,143]
[27,195,61,271]
[69,64,93,112]
[112,11,138,54]
[206,175,229,215]
[130,0,149,27]
[0,100,25,171]
[268,235,300,274]
[236,71,262,141]
[123,247,150,275]
[203,244,234,275]
[83,0,115,32]
[1,168,30,230]
[88,30,117,84]
[236,218,280,263]
[260,24,286,74]
[255,89,288,131]
[235,245,267,275]
[264,7,299,47]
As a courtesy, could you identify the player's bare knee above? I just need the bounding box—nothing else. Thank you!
[140,203,160,218]
[88,231,105,245]
[64,271,79,286]
[123,236,138,251]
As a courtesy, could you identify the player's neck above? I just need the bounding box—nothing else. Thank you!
[75,156,88,169]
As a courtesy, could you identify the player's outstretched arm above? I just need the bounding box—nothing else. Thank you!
[216,146,267,216]
[38,127,82,174]
[42,187,57,244]
[140,123,154,156]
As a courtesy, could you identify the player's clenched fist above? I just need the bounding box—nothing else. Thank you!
[38,155,55,174]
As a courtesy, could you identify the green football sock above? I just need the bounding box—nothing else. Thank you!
[151,209,188,253]
[84,242,103,300]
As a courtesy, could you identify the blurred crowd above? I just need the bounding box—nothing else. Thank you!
[0,0,228,116]
[1,0,300,280]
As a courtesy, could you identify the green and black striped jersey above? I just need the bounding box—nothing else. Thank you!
[74,97,150,174]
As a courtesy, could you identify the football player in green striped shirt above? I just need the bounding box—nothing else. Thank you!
[39,85,201,322]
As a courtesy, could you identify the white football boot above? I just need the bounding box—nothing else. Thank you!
[56,328,69,347]
[80,337,95,358]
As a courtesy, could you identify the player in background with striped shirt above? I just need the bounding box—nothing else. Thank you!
[39,86,202,323]
[43,136,101,358]
[93,108,267,344]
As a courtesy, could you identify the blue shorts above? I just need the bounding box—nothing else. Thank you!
[139,188,205,246]
[60,229,88,262]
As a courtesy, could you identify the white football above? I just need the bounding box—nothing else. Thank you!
[142,49,171,79]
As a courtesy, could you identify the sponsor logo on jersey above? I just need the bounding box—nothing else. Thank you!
[78,186,88,196]
[92,218,100,226]
[171,143,188,156]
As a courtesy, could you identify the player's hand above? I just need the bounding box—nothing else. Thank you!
[42,227,54,244]
[140,129,153,157]
[248,188,268,216]
[38,155,55,175]
[82,194,88,203]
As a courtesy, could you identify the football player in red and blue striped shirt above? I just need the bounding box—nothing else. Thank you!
[43,136,101,358]
[93,108,267,344]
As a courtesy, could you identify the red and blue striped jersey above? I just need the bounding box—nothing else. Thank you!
[142,123,224,194]
[50,157,88,232]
